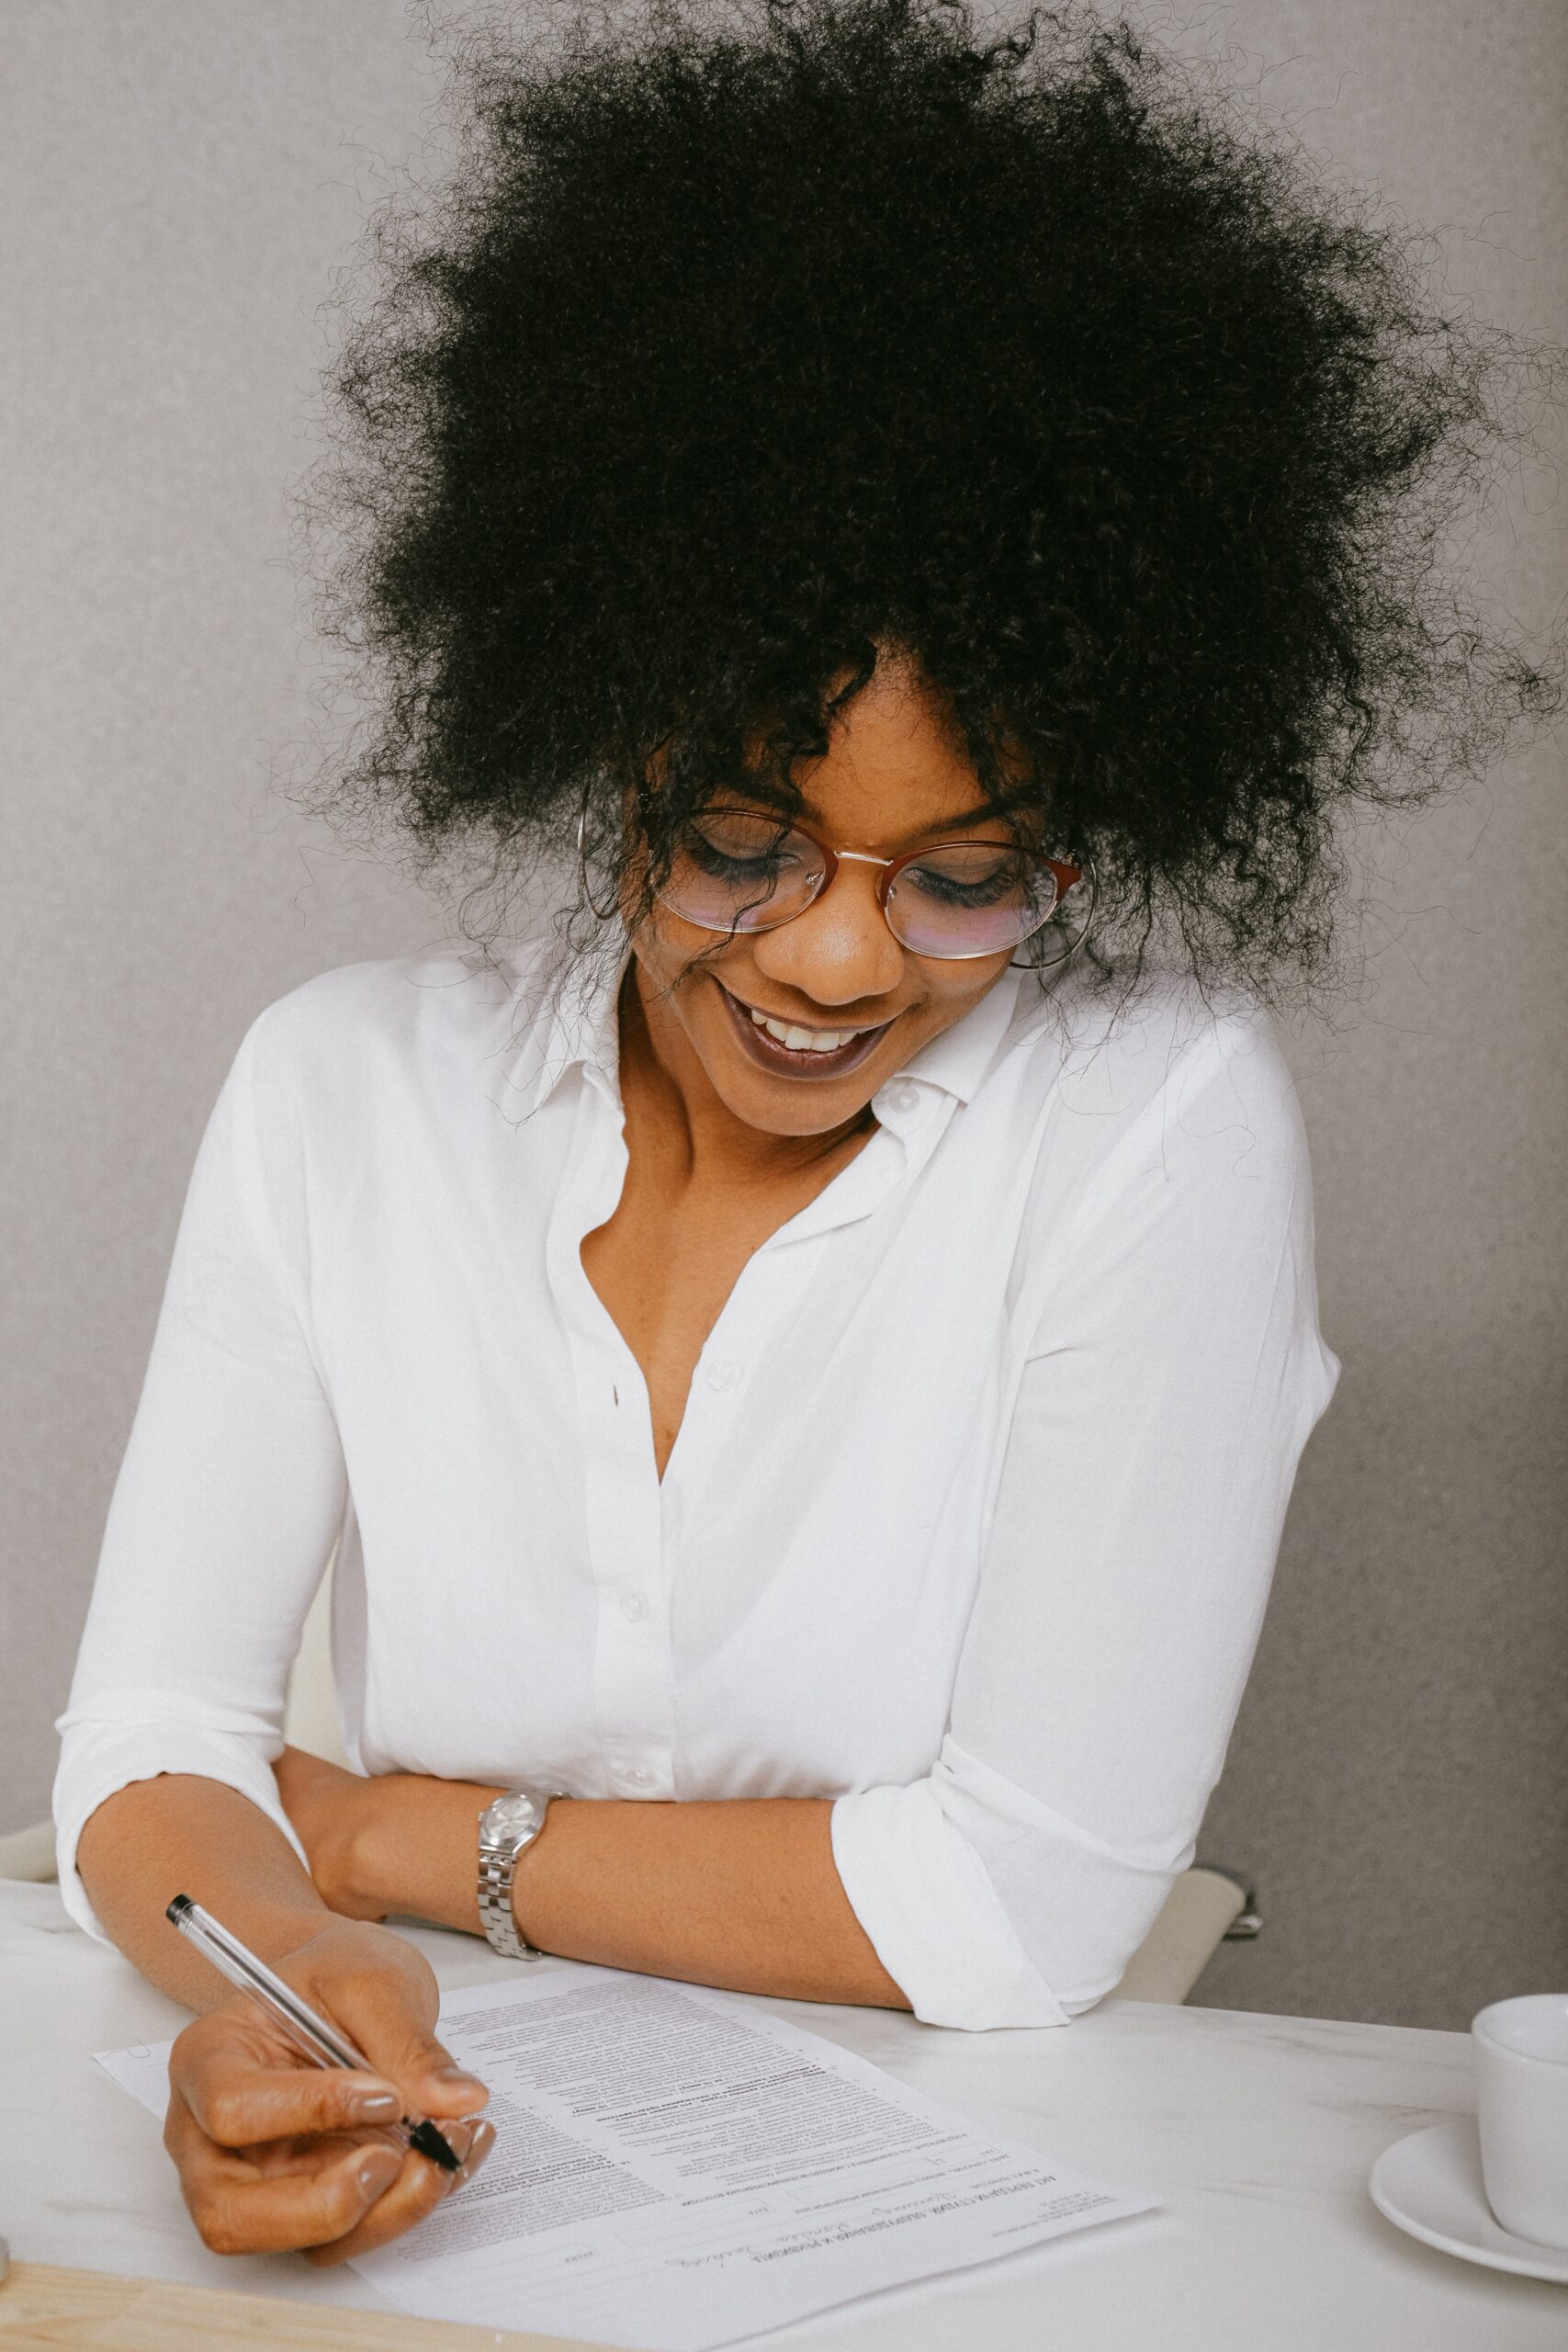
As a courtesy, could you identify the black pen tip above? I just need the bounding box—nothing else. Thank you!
[408,2118,462,2173]
[166,1894,193,1926]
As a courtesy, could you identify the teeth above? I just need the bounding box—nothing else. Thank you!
[748,1004,867,1054]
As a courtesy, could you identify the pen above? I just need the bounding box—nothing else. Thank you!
[165,1893,464,2172]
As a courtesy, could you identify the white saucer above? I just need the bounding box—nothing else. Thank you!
[1370,2117,1568,2284]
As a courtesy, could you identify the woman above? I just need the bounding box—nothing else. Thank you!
[53,0,1549,2272]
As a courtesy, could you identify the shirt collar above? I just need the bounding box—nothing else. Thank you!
[515,913,1028,1118]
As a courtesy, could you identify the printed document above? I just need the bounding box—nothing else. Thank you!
[98,1961,1156,2350]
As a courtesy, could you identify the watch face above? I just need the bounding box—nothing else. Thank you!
[482,1792,538,1844]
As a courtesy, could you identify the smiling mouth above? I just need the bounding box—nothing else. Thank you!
[716,979,896,1077]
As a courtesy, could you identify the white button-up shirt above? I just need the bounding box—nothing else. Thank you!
[53,919,1340,2029]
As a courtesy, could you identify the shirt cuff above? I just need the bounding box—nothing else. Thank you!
[830,1778,1070,2030]
[51,1721,312,1945]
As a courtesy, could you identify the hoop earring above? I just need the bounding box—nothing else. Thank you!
[575,784,622,922]
[1010,854,1100,973]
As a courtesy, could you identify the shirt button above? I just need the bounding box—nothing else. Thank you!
[625,1766,654,1789]
[705,1358,741,1392]
[619,1590,646,1622]
[887,1082,919,1114]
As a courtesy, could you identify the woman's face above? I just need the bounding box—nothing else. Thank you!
[620,654,1032,1150]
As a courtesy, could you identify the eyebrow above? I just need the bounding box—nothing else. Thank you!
[720,775,1034,850]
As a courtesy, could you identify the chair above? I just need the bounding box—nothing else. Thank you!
[1,1552,1261,2005]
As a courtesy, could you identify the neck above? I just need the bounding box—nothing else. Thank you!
[617,958,874,1189]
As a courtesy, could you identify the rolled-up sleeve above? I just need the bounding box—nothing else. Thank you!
[830,1006,1341,2028]
[52,1005,347,1940]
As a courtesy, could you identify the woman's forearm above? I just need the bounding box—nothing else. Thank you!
[343,1777,911,2012]
[76,1775,332,2012]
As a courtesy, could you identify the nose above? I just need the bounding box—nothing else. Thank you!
[750,850,906,1009]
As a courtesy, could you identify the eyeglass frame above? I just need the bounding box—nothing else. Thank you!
[622,786,1087,964]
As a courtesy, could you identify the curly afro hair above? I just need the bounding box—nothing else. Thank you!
[299,0,1560,1012]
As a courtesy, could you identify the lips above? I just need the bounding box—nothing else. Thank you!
[717,980,893,1079]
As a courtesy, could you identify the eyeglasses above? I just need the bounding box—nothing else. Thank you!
[649,804,1085,962]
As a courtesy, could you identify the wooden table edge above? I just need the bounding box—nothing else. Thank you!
[0,2258,631,2351]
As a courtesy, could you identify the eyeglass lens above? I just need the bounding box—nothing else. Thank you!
[659,811,1065,958]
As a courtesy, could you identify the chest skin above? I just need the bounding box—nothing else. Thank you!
[581,1103,876,1485]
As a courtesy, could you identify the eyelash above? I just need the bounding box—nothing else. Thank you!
[685,831,1020,907]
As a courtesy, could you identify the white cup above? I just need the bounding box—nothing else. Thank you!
[1472,1994,1568,2248]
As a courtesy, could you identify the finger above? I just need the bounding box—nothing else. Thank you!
[175,2041,406,2149]
[303,2120,497,2267]
[325,1976,489,2120]
[176,2128,408,2258]
[164,2088,392,2180]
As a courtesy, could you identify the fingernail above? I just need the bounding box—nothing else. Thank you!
[350,2089,400,2120]
[456,2123,496,2183]
[433,2065,486,2096]
[358,2152,400,2193]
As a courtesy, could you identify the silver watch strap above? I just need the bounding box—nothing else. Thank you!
[477,1787,559,1960]
[478,1844,539,1960]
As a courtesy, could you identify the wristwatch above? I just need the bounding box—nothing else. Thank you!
[477,1784,559,1960]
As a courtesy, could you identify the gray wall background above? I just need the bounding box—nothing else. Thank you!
[2,1,1562,2031]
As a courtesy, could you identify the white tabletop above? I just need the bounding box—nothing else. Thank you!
[2,1879,1560,2349]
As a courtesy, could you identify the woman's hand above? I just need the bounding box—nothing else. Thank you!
[274,1746,385,1920]
[164,1916,495,2265]
[276,1749,506,1936]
